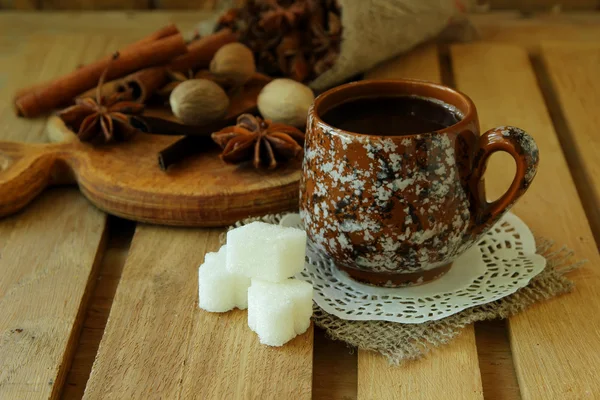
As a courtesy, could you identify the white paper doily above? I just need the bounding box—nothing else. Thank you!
[280,212,546,323]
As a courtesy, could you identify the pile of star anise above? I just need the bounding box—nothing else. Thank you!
[216,0,342,83]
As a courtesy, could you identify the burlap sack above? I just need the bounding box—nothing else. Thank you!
[199,0,475,91]
[310,0,470,90]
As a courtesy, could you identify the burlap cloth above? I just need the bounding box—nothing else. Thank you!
[199,0,477,91]
[309,0,473,90]
[226,214,584,365]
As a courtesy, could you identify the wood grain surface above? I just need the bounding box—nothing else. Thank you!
[361,43,484,400]
[539,42,600,245]
[0,12,206,35]
[83,225,313,399]
[0,189,106,399]
[40,0,148,9]
[487,0,599,10]
[452,43,600,399]
[61,217,135,400]
[0,32,111,400]
[0,0,39,9]
[470,12,600,53]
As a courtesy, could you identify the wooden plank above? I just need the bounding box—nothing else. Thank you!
[61,217,135,400]
[360,43,484,400]
[39,0,148,9]
[359,330,483,400]
[451,43,600,399]
[153,0,217,9]
[0,12,209,38]
[1,11,600,47]
[0,0,39,9]
[366,42,440,81]
[149,0,246,9]
[84,225,313,399]
[470,12,600,54]
[540,42,600,245]
[0,189,107,399]
[0,33,128,398]
[488,0,599,10]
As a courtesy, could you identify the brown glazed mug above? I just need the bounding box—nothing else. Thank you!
[299,79,539,287]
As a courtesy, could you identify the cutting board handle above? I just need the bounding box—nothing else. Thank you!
[0,141,73,217]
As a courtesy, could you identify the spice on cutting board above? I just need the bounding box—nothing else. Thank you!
[209,42,256,88]
[155,105,258,171]
[119,29,239,103]
[169,79,230,126]
[57,60,144,143]
[212,113,304,169]
[257,78,314,128]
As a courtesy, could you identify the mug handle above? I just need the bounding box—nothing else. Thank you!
[469,126,539,229]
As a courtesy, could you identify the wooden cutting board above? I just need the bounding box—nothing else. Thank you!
[0,90,301,227]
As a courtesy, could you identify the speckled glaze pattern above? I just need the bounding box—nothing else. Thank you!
[299,80,539,287]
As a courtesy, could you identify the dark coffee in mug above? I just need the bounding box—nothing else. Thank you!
[320,95,463,136]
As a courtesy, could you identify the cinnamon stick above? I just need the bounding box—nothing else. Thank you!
[170,29,238,72]
[119,29,238,103]
[133,105,258,137]
[15,26,180,102]
[154,105,258,171]
[158,136,215,171]
[15,29,188,118]
[118,67,168,104]
[77,79,125,101]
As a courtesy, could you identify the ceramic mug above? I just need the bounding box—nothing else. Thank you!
[299,79,539,287]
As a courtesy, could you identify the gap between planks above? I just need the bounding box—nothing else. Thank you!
[60,216,136,400]
[0,189,107,400]
[313,327,358,400]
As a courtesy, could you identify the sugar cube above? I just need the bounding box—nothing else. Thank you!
[226,222,307,282]
[198,245,251,312]
[248,279,313,346]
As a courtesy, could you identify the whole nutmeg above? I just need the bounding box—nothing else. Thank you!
[169,79,229,126]
[257,79,315,128]
[209,43,256,87]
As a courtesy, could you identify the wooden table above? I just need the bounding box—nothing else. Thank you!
[1,11,599,400]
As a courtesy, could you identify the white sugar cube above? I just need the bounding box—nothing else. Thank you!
[226,222,307,282]
[198,245,251,312]
[248,279,313,346]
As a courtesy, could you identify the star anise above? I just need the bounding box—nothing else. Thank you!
[216,0,342,83]
[212,114,304,169]
[57,67,144,143]
[260,0,308,32]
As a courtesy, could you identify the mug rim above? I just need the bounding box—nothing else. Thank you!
[311,79,477,139]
